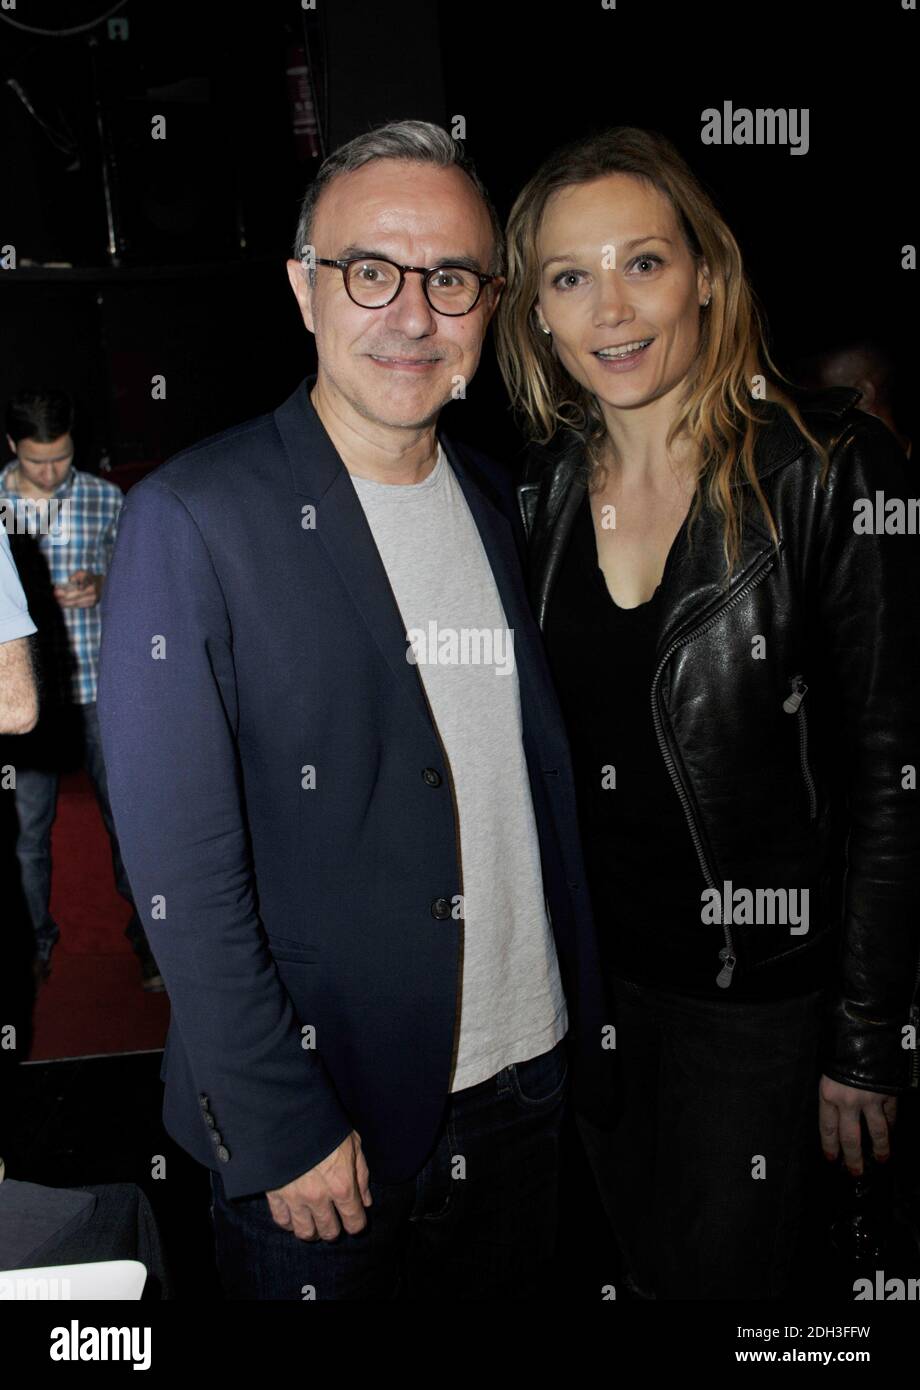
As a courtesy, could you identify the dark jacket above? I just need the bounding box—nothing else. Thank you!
[96,373,616,1200]
[516,387,920,1094]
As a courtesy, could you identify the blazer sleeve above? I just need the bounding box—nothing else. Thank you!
[810,412,920,1093]
[97,476,353,1196]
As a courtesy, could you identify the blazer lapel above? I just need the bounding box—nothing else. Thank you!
[274,375,556,742]
[275,375,434,735]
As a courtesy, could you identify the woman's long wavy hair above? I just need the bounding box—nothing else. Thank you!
[494,126,829,577]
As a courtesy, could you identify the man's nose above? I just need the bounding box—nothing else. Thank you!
[385,272,438,328]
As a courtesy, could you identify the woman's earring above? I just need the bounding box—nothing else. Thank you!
[702,295,712,307]
[541,325,552,335]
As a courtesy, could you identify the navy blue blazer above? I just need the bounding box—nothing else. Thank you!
[96,374,616,1199]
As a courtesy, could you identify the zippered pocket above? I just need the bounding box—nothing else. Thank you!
[783,673,817,820]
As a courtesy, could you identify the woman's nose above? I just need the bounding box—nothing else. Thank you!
[592,273,631,324]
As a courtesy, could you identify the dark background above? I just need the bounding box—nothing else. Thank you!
[1,0,918,1323]
[0,0,915,475]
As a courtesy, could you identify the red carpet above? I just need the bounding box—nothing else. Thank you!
[29,769,170,1061]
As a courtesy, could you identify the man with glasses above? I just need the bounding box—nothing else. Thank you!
[97,120,614,1299]
[311,253,499,315]
[0,388,162,989]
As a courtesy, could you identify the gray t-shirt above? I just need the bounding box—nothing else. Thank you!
[350,443,568,1091]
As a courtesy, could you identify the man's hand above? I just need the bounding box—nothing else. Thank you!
[819,1074,898,1175]
[54,570,103,609]
[265,1130,372,1240]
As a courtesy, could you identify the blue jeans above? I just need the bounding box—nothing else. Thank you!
[576,975,828,1299]
[208,1039,568,1300]
[2,700,148,962]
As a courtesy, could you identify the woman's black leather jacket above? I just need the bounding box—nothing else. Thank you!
[517,387,920,1094]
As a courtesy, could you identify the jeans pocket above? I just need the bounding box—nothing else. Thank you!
[508,1042,568,1107]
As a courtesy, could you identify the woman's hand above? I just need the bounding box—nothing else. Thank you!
[819,1074,898,1174]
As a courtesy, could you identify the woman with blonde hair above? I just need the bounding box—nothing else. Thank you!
[496,126,920,1299]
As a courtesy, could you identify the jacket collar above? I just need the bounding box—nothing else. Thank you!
[274,371,510,502]
[524,385,861,486]
[525,458,781,658]
[519,391,862,656]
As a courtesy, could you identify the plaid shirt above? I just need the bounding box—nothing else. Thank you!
[0,460,123,705]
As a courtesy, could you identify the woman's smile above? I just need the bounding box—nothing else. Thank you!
[591,337,656,370]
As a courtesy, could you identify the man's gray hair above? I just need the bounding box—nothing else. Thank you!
[291,119,505,283]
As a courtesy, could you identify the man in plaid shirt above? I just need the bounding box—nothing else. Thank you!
[0,388,162,990]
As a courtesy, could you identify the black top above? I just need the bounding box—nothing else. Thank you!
[543,489,824,1000]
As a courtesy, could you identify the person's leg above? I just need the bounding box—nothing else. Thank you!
[404,1039,567,1299]
[652,983,827,1299]
[4,701,85,965]
[575,976,660,1298]
[79,701,154,962]
[8,762,61,962]
[208,1160,418,1301]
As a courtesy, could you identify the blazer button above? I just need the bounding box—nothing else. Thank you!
[210,1130,223,1146]
[421,767,442,787]
[431,897,453,920]
[198,1094,210,1110]
[203,1113,216,1129]
[216,1146,230,1163]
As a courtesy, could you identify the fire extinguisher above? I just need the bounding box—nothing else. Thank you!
[283,19,322,164]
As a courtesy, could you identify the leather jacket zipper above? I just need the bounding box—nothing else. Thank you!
[783,674,818,819]
[650,556,776,988]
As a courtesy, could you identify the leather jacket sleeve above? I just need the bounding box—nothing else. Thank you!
[808,412,920,1093]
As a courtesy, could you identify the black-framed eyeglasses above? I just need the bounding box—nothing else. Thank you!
[313,256,503,316]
